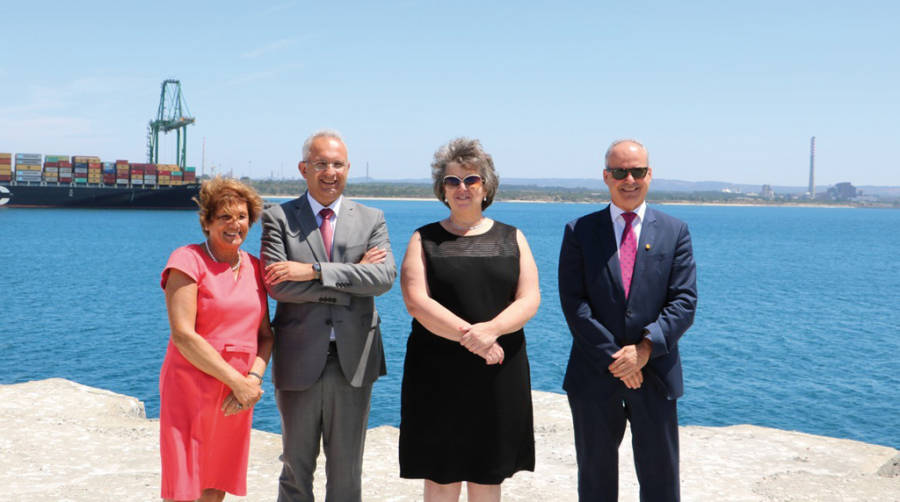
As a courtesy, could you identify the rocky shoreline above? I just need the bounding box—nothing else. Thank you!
[1,379,896,501]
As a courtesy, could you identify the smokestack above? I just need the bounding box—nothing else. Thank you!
[808,136,816,198]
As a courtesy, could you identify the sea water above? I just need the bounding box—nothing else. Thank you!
[1,200,898,448]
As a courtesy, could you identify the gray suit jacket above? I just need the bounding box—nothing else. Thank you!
[261,193,396,391]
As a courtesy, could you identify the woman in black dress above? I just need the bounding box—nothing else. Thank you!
[399,137,541,502]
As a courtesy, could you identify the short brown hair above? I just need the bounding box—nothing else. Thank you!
[194,176,264,236]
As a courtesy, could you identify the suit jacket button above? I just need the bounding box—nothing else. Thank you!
[325,319,332,326]
[625,309,632,317]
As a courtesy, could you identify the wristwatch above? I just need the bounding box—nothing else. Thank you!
[312,262,322,281]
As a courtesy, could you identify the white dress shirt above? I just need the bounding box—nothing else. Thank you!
[307,192,343,254]
[609,201,647,249]
[307,192,343,341]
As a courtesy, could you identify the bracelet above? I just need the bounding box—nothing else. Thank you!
[248,371,263,383]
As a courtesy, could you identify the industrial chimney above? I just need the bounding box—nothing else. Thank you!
[808,136,816,198]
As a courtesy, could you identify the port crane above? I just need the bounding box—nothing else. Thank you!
[147,79,195,170]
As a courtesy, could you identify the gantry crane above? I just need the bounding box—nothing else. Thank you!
[147,79,195,169]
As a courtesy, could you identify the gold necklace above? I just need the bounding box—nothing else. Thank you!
[204,241,241,271]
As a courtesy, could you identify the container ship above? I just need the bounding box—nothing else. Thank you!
[0,152,199,209]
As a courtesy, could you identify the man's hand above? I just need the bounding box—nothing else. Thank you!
[620,370,643,389]
[358,246,387,264]
[609,339,652,388]
[265,261,315,285]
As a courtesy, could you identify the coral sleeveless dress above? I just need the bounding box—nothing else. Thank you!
[158,244,266,499]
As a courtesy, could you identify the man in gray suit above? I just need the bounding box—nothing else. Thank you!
[261,130,396,502]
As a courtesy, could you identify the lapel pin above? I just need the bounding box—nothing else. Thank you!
[645,244,651,251]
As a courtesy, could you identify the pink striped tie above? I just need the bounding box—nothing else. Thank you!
[319,208,334,260]
[620,212,637,299]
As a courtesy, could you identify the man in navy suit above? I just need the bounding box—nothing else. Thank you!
[558,139,697,501]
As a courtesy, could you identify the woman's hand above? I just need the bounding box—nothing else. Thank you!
[223,374,263,416]
[480,343,505,365]
[222,393,244,416]
[459,322,499,354]
[264,261,313,285]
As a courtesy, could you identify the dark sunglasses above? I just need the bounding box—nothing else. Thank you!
[606,167,649,180]
[443,174,483,188]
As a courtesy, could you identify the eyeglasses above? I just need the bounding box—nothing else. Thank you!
[442,174,483,189]
[606,167,649,180]
[309,161,348,172]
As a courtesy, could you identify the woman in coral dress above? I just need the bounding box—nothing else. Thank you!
[159,177,274,502]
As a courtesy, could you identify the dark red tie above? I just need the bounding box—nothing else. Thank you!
[620,212,637,299]
[319,208,334,260]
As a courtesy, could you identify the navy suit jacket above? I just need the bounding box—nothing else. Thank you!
[559,205,697,401]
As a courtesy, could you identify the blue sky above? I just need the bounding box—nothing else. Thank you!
[1,1,897,186]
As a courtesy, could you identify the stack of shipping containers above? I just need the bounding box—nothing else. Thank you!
[59,157,73,183]
[87,157,102,184]
[158,163,176,185]
[15,154,43,183]
[0,153,11,182]
[72,156,89,184]
[101,162,116,185]
[144,164,157,187]
[131,163,145,185]
[43,155,67,182]
[116,160,129,185]
[2,152,200,188]
[158,164,171,186]
[169,164,184,185]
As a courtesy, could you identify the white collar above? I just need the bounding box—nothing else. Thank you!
[307,193,343,218]
[609,201,647,222]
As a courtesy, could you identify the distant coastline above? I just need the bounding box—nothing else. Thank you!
[260,194,865,209]
[249,178,899,208]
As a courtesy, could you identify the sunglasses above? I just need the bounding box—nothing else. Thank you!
[442,174,483,188]
[606,167,649,180]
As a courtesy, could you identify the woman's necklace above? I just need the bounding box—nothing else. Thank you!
[447,216,488,232]
[204,241,241,272]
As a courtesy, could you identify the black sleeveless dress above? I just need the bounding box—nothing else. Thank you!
[399,221,535,484]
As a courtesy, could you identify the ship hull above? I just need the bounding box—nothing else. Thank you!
[0,182,199,209]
